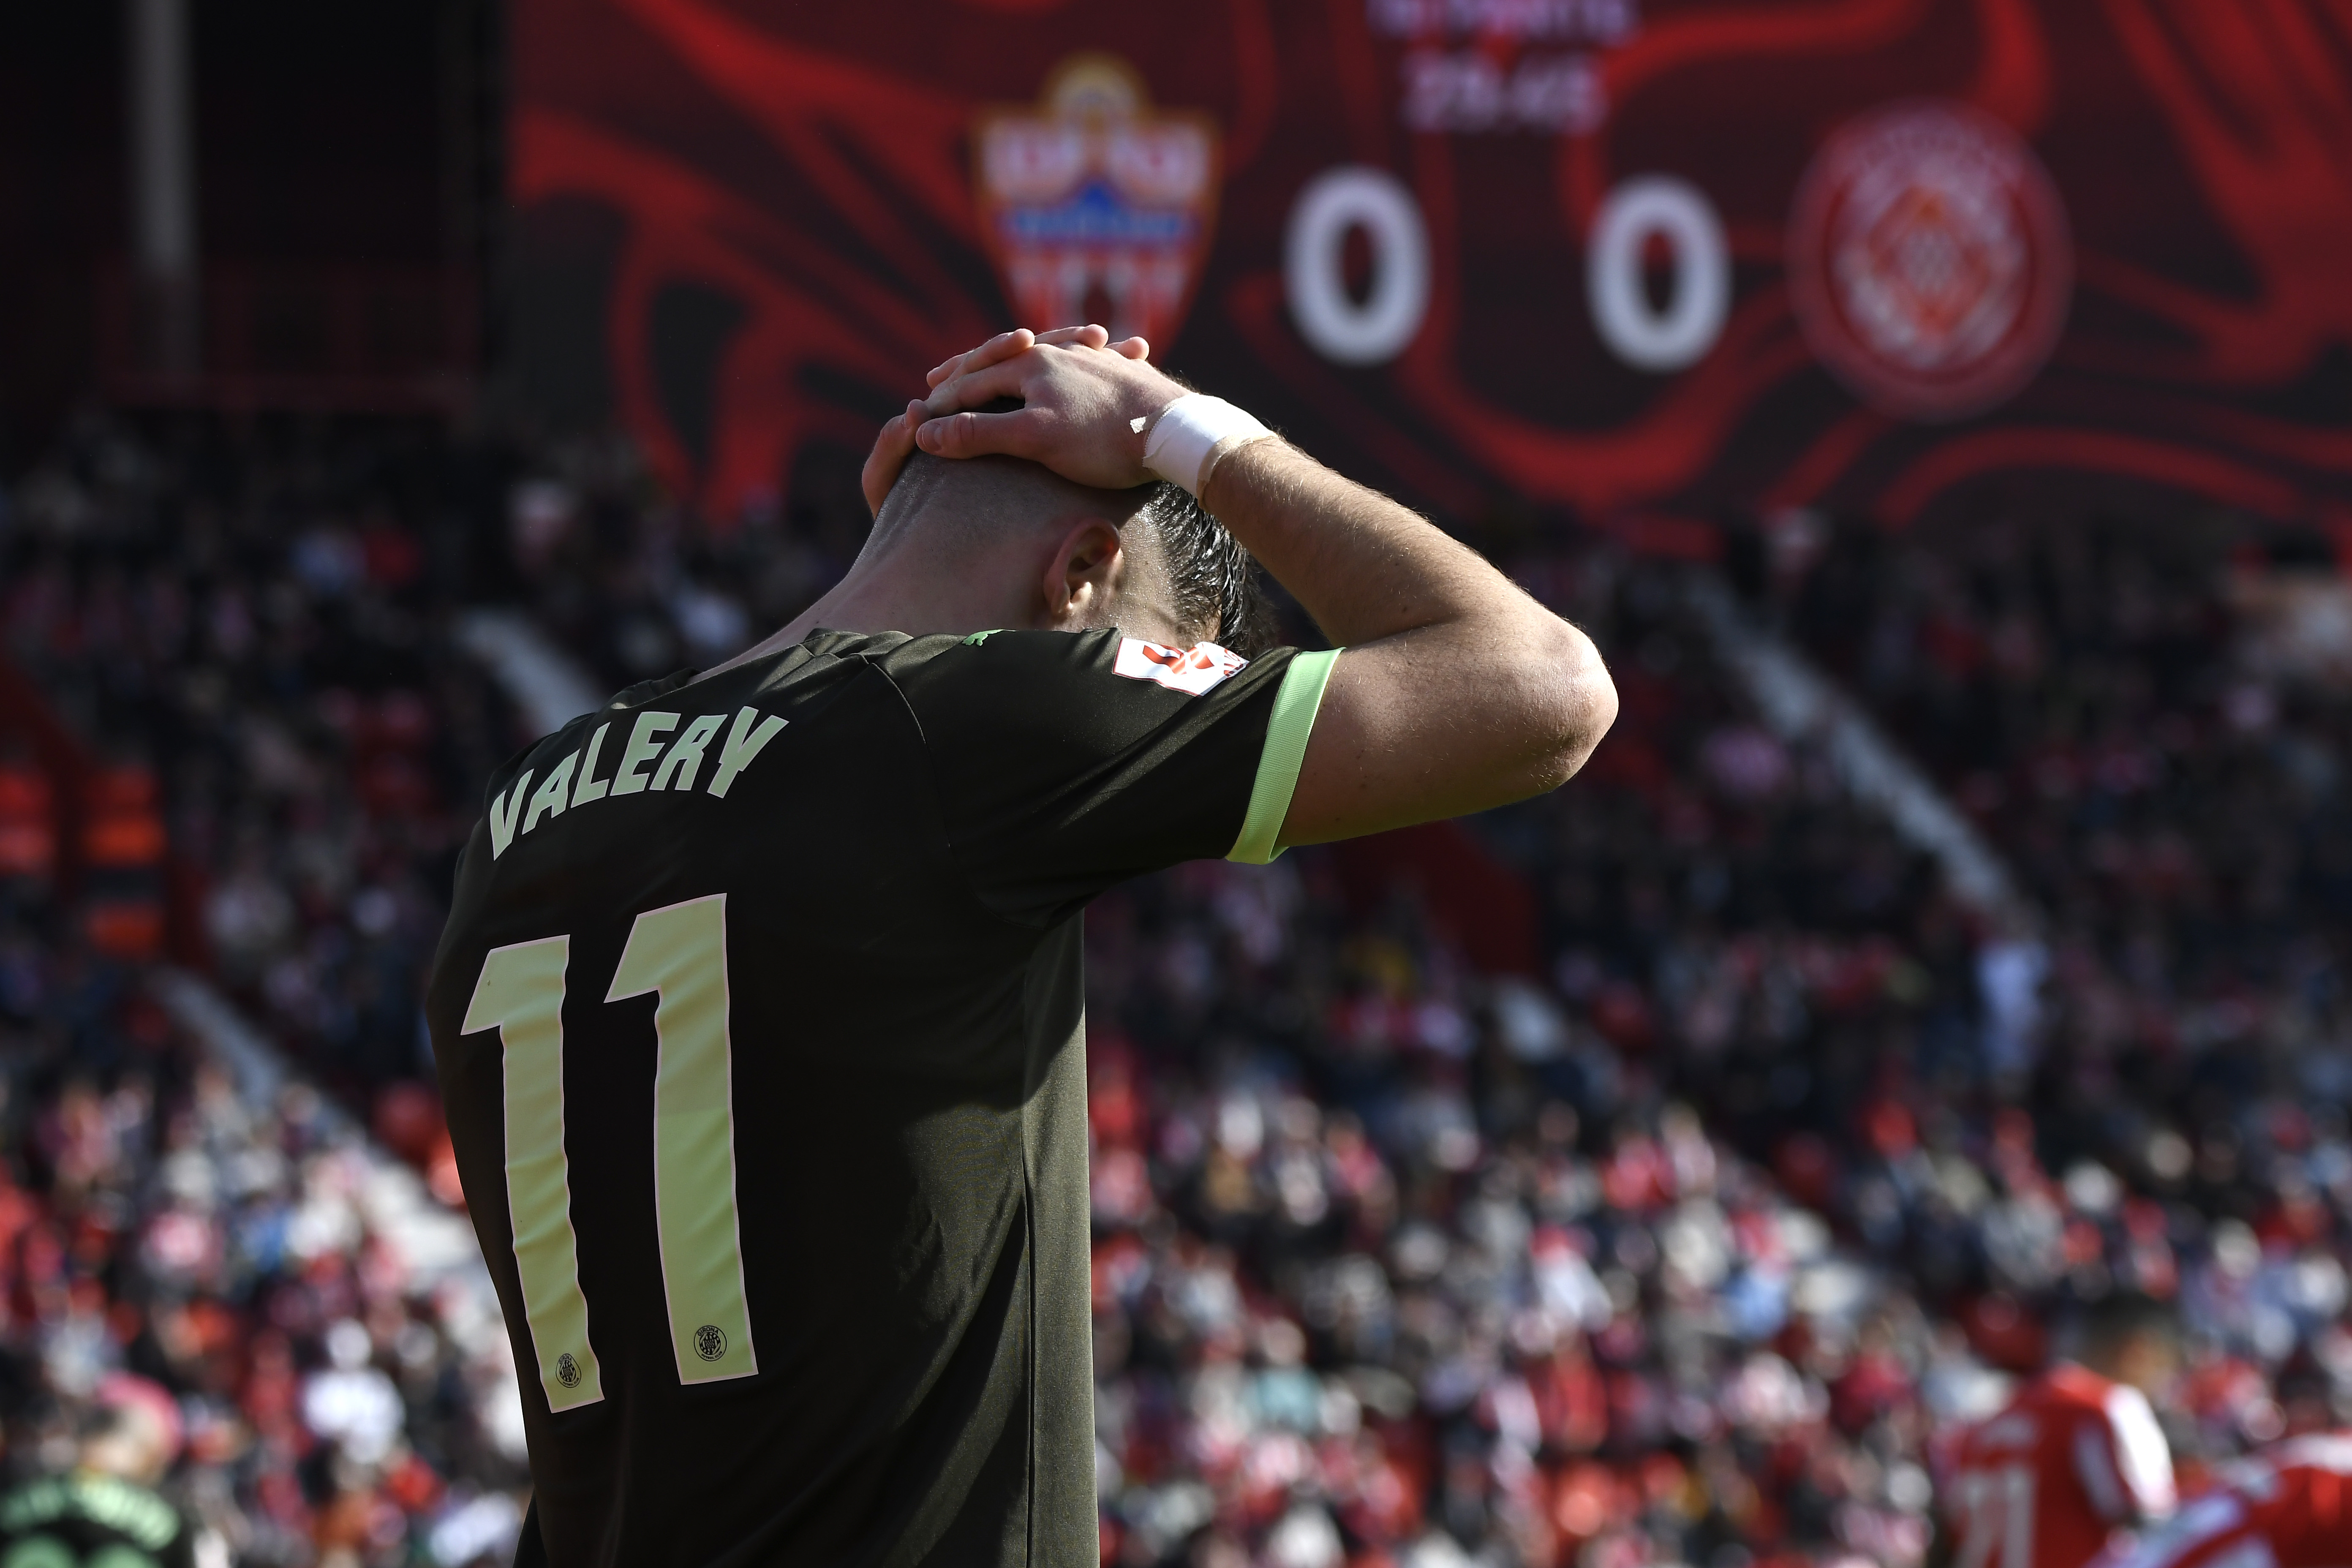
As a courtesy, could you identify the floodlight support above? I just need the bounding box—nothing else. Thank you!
[125,0,200,376]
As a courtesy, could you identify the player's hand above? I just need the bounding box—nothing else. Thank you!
[862,325,1152,514]
[860,397,930,518]
[923,323,1146,389]
[914,332,1182,490]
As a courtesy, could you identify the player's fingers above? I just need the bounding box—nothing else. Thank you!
[860,400,926,516]
[1032,323,1111,349]
[926,327,1033,389]
[1110,335,1151,360]
[923,354,1036,416]
[925,346,975,389]
[925,326,1030,386]
[925,343,983,390]
[915,408,1045,461]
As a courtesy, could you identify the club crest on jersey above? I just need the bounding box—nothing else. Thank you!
[1113,637,1246,696]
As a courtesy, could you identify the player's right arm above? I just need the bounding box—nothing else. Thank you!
[1195,435,1616,842]
[906,332,1618,847]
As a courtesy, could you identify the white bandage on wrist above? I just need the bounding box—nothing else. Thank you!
[1142,395,1272,499]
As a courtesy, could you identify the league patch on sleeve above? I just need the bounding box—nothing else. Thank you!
[1113,637,1248,695]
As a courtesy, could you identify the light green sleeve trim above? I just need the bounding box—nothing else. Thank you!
[1228,648,1341,865]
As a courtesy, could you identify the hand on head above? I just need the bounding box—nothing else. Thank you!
[860,324,1174,516]
[849,318,1620,854]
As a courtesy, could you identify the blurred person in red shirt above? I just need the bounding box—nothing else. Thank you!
[1937,1295,2180,1568]
[2090,1434,2352,1568]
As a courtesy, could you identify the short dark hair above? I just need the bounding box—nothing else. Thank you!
[1140,481,1273,656]
[2080,1292,2177,1363]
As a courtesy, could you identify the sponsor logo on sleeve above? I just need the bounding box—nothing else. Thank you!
[1113,637,1247,695]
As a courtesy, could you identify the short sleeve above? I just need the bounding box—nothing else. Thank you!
[2103,1386,2178,1519]
[2078,1386,2176,1524]
[884,629,1338,923]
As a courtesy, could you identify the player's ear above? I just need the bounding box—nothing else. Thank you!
[1041,518,1125,630]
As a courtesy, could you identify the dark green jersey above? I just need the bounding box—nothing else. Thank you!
[0,1473,196,1568]
[426,628,1334,1568]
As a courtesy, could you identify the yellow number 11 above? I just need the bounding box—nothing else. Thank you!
[460,894,757,1412]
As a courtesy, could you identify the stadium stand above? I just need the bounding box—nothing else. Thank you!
[507,449,2352,1565]
[0,414,528,1565]
[2,416,2349,1566]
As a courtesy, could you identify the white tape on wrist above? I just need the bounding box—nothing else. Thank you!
[1143,395,1272,498]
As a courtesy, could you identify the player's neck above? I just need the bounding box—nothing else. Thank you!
[698,555,1032,683]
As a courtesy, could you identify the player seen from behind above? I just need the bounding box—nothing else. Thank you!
[1941,1294,2182,1568]
[426,324,1619,1566]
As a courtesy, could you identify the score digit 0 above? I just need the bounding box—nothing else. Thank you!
[1282,167,1730,374]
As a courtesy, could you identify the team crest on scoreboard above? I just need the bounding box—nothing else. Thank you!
[1786,101,2072,423]
[974,55,1220,350]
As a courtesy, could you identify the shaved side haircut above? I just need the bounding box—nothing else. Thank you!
[1140,482,1274,658]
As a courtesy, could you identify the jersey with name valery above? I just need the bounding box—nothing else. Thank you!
[426,627,1334,1568]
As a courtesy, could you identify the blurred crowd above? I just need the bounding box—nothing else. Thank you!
[1780,511,2352,1150]
[520,465,2352,1566]
[1047,539,2352,1568]
[0,914,529,1563]
[1,412,520,1098]
[1773,510,2352,1361]
[2,414,2351,1566]
[0,414,532,1564]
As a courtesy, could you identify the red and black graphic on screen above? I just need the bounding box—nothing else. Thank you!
[510,0,2352,541]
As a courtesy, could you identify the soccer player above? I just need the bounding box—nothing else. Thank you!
[1940,1295,2181,1568]
[426,325,1617,1566]
[2089,1435,2352,1568]
[0,1373,209,1568]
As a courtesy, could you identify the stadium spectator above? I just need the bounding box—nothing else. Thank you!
[0,944,530,1565]
[2092,1433,2352,1568]
[0,1370,215,1566]
[0,412,521,1098]
[10,414,2352,1565]
[1940,1295,2178,1568]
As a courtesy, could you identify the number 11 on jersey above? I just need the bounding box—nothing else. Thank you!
[607,894,758,1386]
[463,934,603,1411]
[460,893,757,1411]
[1953,1465,2035,1568]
